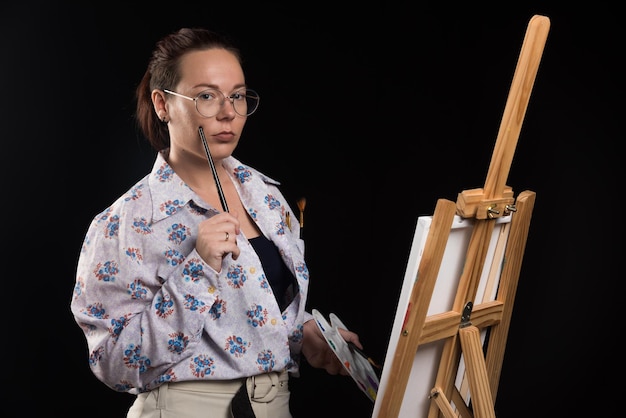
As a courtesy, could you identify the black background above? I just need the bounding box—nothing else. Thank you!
[4,2,622,417]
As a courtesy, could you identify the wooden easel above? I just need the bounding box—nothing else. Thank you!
[374,15,550,418]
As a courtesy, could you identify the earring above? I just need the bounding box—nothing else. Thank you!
[161,116,168,123]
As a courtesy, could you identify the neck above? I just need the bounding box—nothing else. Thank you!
[166,147,229,195]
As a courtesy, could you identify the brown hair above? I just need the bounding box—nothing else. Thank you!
[135,28,242,151]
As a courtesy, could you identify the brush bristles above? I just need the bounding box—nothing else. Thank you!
[297,197,306,229]
[297,197,306,212]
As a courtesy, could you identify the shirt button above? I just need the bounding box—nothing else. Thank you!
[271,318,277,325]
[207,285,216,294]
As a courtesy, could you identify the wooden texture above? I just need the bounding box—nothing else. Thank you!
[457,14,550,219]
[374,14,548,418]
[429,387,458,418]
[459,325,496,418]
[484,190,536,399]
[376,198,457,418]
[428,15,548,417]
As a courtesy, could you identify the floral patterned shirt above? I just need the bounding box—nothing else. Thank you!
[71,150,309,395]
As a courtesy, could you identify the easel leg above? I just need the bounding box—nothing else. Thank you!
[429,387,460,418]
[459,325,496,418]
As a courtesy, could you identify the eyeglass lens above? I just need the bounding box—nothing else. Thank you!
[196,89,259,117]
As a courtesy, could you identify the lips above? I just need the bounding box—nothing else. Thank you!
[213,131,236,141]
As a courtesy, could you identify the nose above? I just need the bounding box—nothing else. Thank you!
[217,96,237,118]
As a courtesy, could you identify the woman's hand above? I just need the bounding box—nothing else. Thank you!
[301,319,363,376]
[195,211,241,271]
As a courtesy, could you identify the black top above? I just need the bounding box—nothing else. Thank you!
[249,235,296,311]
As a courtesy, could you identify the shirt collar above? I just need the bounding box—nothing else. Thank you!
[146,150,281,224]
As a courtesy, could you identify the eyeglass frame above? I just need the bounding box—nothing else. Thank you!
[163,87,260,117]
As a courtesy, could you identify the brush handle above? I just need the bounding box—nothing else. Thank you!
[198,127,229,212]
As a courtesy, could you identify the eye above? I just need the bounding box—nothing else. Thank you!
[230,90,247,101]
[197,90,219,102]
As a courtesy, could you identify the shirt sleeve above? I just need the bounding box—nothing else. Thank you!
[70,202,221,393]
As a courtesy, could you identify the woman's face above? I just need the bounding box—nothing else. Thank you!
[165,48,249,162]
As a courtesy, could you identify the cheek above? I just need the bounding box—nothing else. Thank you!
[171,109,205,136]
[167,98,198,121]
[176,104,201,123]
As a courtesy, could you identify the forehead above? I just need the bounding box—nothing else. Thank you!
[178,48,244,88]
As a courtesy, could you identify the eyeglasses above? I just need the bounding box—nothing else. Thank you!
[163,88,260,117]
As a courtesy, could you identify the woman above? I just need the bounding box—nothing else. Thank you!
[70,27,362,418]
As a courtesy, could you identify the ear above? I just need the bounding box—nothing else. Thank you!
[152,89,168,122]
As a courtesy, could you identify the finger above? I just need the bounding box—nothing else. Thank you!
[338,328,363,349]
[219,230,239,255]
[229,242,241,260]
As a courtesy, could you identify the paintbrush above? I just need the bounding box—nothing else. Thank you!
[348,342,382,370]
[297,197,306,239]
[198,126,229,212]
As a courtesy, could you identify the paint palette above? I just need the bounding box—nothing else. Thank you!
[311,309,380,402]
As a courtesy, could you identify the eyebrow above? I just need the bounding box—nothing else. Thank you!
[192,83,247,91]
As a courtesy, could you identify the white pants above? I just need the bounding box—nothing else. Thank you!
[127,371,291,418]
